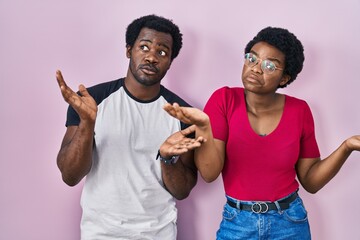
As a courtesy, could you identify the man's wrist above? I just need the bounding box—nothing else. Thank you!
[156,150,179,165]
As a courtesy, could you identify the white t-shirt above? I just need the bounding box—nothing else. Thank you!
[65,78,192,240]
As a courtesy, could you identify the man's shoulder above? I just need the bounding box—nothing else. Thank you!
[88,78,124,92]
[160,85,192,107]
[87,78,125,104]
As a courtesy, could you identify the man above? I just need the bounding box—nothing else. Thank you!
[56,14,203,240]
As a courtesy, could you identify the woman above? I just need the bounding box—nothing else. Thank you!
[163,27,360,239]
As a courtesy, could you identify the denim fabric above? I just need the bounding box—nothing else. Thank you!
[216,194,311,240]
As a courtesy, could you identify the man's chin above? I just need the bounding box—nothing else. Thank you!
[135,77,162,87]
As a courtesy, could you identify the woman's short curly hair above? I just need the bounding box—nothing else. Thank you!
[245,27,304,88]
[125,14,183,61]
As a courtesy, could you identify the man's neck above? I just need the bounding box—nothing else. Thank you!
[124,76,161,101]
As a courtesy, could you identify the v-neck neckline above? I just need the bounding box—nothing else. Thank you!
[242,92,287,139]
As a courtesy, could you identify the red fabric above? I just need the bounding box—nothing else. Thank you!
[204,87,320,201]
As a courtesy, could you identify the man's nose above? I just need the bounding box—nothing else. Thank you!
[145,51,158,63]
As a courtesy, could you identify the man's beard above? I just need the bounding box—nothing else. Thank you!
[129,60,165,86]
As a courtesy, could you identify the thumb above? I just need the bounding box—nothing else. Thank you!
[78,84,90,97]
[180,124,196,136]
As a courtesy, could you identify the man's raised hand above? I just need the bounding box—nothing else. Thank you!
[56,70,97,123]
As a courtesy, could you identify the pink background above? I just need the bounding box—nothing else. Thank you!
[1,0,360,239]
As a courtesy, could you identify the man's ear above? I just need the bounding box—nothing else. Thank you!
[279,74,291,86]
[167,60,173,70]
[126,45,132,58]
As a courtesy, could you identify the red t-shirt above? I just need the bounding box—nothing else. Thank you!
[204,87,320,201]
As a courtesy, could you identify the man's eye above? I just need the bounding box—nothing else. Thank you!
[159,50,167,56]
[141,45,149,51]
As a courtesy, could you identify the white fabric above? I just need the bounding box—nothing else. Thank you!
[80,87,180,240]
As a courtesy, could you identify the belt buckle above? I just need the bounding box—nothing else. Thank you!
[251,202,269,213]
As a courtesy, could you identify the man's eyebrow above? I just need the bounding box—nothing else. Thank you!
[158,43,170,50]
[139,39,170,50]
[139,39,152,43]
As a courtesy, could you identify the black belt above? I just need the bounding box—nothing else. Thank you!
[227,192,298,213]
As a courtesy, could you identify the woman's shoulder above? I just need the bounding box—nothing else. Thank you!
[285,94,312,114]
[285,94,308,106]
[206,86,245,108]
[212,86,244,97]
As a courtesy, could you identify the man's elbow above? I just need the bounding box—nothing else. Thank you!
[171,179,197,200]
[58,161,89,187]
[174,191,190,200]
[62,174,81,187]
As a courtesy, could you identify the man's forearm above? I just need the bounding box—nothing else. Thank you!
[161,152,197,200]
[57,124,94,186]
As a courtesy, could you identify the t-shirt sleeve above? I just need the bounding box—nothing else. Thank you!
[203,87,229,142]
[64,78,123,127]
[159,86,194,135]
[65,105,80,127]
[299,102,321,158]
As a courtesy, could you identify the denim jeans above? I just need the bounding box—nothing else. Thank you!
[216,193,311,240]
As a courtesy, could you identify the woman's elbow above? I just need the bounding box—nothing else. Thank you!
[301,183,322,194]
[200,172,220,183]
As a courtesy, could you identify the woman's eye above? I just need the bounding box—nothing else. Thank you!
[263,60,275,70]
[246,54,257,63]
[249,57,256,63]
[268,63,275,70]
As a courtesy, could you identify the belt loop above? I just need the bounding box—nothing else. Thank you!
[236,201,240,210]
[274,201,283,213]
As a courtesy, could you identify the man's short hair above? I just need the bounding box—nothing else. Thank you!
[126,14,183,60]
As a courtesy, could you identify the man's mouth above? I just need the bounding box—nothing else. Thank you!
[140,64,158,74]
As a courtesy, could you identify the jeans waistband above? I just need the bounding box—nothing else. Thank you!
[227,192,298,213]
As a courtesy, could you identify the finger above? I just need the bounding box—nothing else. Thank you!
[187,144,202,150]
[196,136,207,143]
[78,84,90,97]
[56,70,78,101]
[173,106,192,123]
[188,137,207,145]
[173,103,183,116]
[163,104,177,117]
[163,103,172,110]
[56,70,67,89]
[180,125,196,136]
[60,83,78,104]
[180,141,203,150]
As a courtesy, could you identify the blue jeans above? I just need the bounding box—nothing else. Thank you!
[216,193,311,240]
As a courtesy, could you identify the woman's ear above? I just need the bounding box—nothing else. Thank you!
[279,74,291,86]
